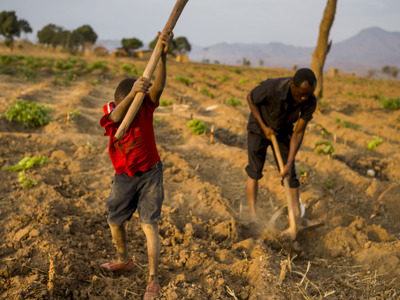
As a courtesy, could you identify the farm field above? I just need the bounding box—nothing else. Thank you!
[1,44,400,299]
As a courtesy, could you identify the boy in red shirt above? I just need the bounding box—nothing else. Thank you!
[99,30,173,299]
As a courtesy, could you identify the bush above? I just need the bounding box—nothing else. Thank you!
[187,119,206,135]
[4,99,51,127]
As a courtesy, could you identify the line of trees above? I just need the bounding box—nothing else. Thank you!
[0,10,192,57]
[37,24,97,54]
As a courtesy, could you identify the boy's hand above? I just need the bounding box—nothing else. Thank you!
[131,77,152,95]
[158,30,174,55]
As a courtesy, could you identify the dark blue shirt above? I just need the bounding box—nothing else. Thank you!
[247,77,317,136]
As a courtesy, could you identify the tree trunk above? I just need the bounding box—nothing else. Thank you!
[310,0,337,99]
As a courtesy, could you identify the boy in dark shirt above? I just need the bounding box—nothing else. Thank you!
[99,30,173,299]
[246,68,317,227]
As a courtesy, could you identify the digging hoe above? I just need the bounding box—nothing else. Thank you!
[270,135,297,240]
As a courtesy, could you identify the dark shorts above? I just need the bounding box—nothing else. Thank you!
[245,131,300,188]
[105,161,164,225]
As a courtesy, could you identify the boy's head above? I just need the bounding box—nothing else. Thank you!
[114,78,136,106]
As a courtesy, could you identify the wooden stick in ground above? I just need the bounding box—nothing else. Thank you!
[114,0,189,140]
[270,135,297,240]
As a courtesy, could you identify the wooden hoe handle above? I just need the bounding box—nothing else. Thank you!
[114,0,189,140]
[271,135,297,239]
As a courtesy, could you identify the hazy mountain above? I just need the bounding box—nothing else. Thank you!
[96,27,400,72]
[189,27,400,72]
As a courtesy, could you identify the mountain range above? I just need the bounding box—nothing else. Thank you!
[97,27,400,72]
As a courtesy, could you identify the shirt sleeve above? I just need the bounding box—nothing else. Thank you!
[300,95,317,122]
[143,94,159,113]
[100,102,117,137]
[249,80,270,105]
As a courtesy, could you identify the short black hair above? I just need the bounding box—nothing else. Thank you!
[114,78,136,104]
[293,68,317,88]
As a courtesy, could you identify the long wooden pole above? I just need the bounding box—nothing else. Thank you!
[115,0,189,140]
[271,135,297,240]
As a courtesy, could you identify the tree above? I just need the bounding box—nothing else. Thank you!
[0,11,32,51]
[149,35,191,56]
[37,24,64,49]
[310,0,337,99]
[121,38,143,52]
[71,25,98,53]
[242,57,250,66]
[174,36,191,55]
[382,65,399,79]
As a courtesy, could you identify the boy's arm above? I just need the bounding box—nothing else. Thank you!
[108,77,151,122]
[148,31,174,105]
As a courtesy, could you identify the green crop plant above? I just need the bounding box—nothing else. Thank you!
[187,119,206,135]
[199,87,214,98]
[18,171,37,189]
[68,109,81,121]
[299,168,307,175]
[86,141,96,150]
[226,97,242,107]
[18,66,39,81]
[175,75,191,86]
[314,140,335,156]
[54,59,74,70]
[334,117,362,130]
[239,78,248,84]
[325,179,332,189]
[229,68,241,74]
[153,117,162,124]
[84,61,108,73]
[2,156,48,172]
[0,55,25,65]
[253,75,262,85]
[4,99,51,127]
[221,75,230,82]
[367,135,383,150]
[120,64,139,75]
[160,100,173,106]
[378,97,400,110]
[313,124,332,138]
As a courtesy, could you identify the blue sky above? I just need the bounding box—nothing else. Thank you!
[1,0,399,47]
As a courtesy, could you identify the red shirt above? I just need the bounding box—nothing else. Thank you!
[100,95,160,176]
